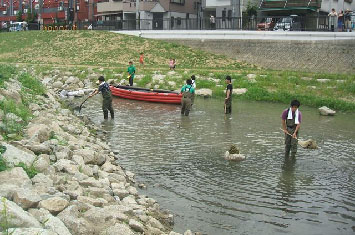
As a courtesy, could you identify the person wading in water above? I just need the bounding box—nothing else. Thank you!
[225,76,233,114]
[89,76,114,120]
[180,79,195,116]
[281,100,302,158]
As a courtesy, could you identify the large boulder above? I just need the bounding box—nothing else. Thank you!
[29,209,72,235]
[195,89,212,98]
[1,143,36,167]
[39,197,69,215]
[26,124,51,143]
[224,151,246,161]
[319,106,336,116]
[73,149,105,166]
[12,189,41,209]
[0,88,22,104]
[53,159,79,175]
[57,206,94,235]
[129,219,144,233]
[0,197,41,229]
[100,223,134,235]
[7,228,58,235]
[33,154,51,173]
[0,167,32,189]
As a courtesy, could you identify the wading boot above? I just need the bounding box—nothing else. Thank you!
[103,110,109,120]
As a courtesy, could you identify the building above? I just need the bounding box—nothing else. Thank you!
[0,0,99,25]
[96,0,201,30]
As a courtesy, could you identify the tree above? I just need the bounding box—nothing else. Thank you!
[26,8,37,23]
[16,10,23,22]
[245,0,258,17]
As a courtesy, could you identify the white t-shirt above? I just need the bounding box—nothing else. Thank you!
[191,80,196,88]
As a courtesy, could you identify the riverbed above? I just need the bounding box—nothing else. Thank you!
[83,97,355,235]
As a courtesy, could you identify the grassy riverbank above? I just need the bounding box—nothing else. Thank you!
[0,31,354,111]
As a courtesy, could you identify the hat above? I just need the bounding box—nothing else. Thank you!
[98,76,105,81]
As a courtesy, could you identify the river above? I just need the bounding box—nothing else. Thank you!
[83,97,355,235]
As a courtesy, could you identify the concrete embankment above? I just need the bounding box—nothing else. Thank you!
[0,67,195,235]
[115,30,355,74]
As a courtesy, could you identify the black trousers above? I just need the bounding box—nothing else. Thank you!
[129,76,134,86]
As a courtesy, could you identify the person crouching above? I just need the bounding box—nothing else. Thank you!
[180,79,195,116]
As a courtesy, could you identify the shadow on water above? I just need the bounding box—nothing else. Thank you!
[83,96,355,235]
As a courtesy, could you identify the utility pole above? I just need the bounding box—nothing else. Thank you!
[136,0,139,30]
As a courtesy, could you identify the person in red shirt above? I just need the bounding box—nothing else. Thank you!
[139,52,144,67]
[281,100,302,157]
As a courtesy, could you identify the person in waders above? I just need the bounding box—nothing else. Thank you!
[127,61,136,86]
[180,79,195,116]
[225,76,232,114]
[89,76,114,120]
[281,100,302,158]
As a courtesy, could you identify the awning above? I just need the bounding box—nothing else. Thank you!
[259,7,318,12]
[94,12,122,17]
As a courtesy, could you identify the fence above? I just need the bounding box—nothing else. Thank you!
[75,16,354,32]
[1,15,354,32]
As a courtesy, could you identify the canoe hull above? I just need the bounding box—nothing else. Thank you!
[110,86,182,104]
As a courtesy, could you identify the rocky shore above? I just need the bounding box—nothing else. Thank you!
[0,66,196,235]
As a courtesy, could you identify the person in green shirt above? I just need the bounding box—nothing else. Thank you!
[127,61,136,86]
[180,79,195,116]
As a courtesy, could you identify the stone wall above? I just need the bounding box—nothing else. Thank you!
[166,39,355,74]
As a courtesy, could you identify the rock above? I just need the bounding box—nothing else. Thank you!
[13,189,41,209]
[129,219,144,233]
[319,106,336,116]
[170,232,182,235]
[301,77,313,81]
[127,186,138,196]
[77,196,107,207]
[0,197,41,229]
[168,81,176,87]
[0,88,22,104]
[233,88,247,95]
[53,81,64,89]
[65,76,80,85]
[224,151,246,161]
[6,113,23,122]
[57,205,92,235]
[101,161,116,173]
[73,149,105,166]
[39,197,69,215]
[152,74,166,83]
[79,177,102,188]
[0,167,32,189]
[184,230,193,235]
[316,79,330,83]
[32,173,54,188]
[41,211,72,235]
[100,223,134,235]
[113,189,129,199]
[25,143,51,155]
[298,139,318,149]
[195,88,212,98]
[148,217,164,230]
[33,154,50,173]
[27,124,51,143]
[247,74,257,79]
[7,228,58,235]
[53,159,79,175]
[1,143,37,167]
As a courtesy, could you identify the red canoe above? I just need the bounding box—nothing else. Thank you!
[110,85,182,104]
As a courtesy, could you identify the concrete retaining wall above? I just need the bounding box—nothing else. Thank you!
[166,38,355,74]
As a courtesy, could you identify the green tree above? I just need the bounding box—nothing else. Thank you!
[16,10,23,22]
[245,0,258,17]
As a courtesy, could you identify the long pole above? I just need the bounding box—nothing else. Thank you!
[136,0,139,30]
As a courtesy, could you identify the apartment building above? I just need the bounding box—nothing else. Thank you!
[0,0,99,25]
[96,0,201,30]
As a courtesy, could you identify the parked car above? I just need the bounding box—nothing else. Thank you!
[9,22,28,32]
[273,15,302,31]
[257,17,278,31]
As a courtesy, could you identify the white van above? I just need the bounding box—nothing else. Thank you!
[9,22,28,32]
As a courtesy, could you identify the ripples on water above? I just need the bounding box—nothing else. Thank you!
[84,97,355,235]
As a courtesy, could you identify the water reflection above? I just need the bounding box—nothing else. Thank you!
[278,157,296,204]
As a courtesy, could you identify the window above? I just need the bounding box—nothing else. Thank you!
[170,0,185,5]
[222,10,226,21]
[171,16,174,28]
[177,17,181,25]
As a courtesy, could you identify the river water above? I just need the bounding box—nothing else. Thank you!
[83,97,355,235]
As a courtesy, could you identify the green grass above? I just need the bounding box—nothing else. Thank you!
[0,31,354,111]
[0,65,46,139]
[14,162,38,179]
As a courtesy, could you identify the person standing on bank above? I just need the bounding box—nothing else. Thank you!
[225,76,233,114]
[281,100,302,158]
[328,8,337,32]
[127,61,136,86]
[180,79,195,116]
[89,76,114,120]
